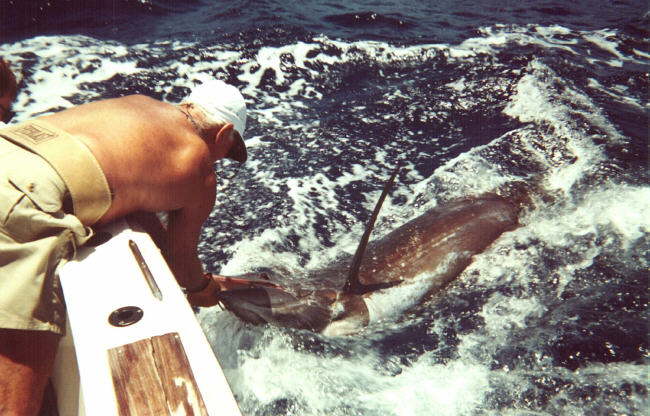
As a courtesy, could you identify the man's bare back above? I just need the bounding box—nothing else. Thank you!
[41,95,216,225]
[38,92,243,294]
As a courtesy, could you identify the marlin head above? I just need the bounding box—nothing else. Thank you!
[217,286,333,332]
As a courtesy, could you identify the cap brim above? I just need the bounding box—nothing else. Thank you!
[226,131,247,163]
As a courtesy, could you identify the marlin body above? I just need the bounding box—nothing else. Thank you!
[217,170,521,336]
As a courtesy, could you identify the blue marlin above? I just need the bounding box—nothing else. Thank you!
[216,168,521,335]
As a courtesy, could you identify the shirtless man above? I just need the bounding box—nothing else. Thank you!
[0,80,256,415]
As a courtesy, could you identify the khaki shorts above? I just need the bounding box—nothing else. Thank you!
[0,137,93,334]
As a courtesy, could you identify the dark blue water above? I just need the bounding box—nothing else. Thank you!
[3,0,648,44]
[2,1,648,415]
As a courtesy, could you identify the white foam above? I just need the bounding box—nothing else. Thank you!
[434,148,516,199]
[587,78,645,110]
[479,293,546,334]
[503,60,623,193]
[1,36,141,120]
[446,76,468,92]
[583,29,625,61]
[463,183,650,306]
[217,227,305,274]
[363,275,429,324]
[633,48,650,59]
[530,185,650,249]
[460,24,578,57]
[226,332,491,416]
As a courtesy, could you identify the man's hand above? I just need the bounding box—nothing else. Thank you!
[186,274,221,307]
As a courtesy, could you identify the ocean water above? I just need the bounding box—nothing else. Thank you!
[2,1,648,415]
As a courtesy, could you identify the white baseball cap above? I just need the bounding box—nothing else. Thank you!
[185,80,247,162]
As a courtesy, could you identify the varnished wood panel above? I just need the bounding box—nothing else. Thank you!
[107,332,207,415]
[151,333,208,415]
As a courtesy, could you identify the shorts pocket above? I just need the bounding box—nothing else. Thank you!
[0,178,26,225]
[1,177,68,244]
[8,175,63,214]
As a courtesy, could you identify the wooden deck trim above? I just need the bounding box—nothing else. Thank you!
[107,332,208,415]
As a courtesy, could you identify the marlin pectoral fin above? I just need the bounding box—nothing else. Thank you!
[344,164,401,294]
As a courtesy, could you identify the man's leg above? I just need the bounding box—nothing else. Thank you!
[0,329,60,416]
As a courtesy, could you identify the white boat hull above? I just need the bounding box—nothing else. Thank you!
[52,219,241,415]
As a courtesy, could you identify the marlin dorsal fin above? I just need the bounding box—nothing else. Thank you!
[344,165,401,295]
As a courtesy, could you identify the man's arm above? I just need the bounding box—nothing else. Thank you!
[163,169,216,295]
[0,329,60,416]
[165,207,211,292]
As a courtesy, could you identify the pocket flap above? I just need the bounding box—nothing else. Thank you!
[8,176,63,213]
